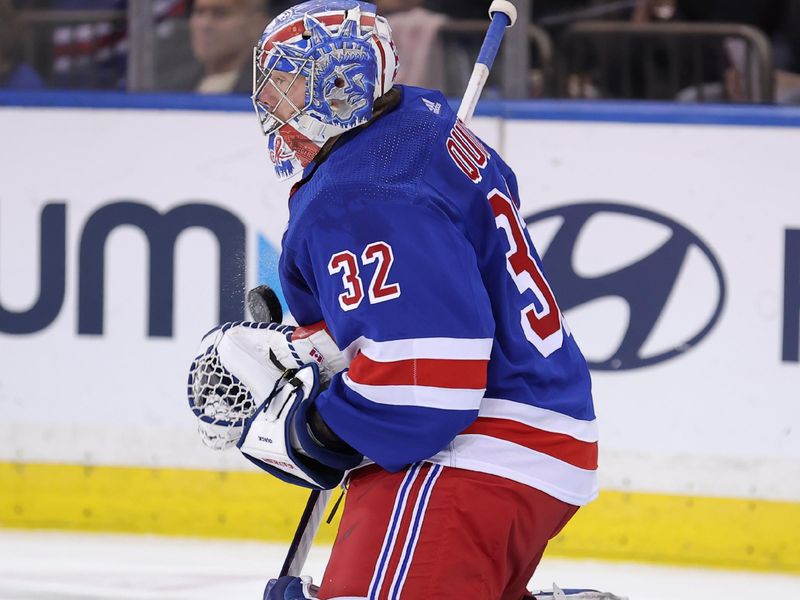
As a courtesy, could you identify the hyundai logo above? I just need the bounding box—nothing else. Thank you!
[525,202,726,370]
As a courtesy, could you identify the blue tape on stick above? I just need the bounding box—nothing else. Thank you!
[476,12,512,69]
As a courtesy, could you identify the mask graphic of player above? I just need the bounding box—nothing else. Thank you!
[252,0,398,180]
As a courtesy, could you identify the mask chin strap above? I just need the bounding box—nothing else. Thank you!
[294,114,348,144]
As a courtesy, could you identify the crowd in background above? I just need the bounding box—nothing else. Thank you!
[2,0,800,103]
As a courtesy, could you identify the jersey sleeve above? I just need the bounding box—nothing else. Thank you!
[295,192,495,472]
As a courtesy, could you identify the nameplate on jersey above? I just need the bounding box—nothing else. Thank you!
[446,119,490,184]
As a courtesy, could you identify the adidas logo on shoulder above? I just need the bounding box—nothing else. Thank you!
[422,98,442,115]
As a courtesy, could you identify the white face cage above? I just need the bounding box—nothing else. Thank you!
[252,45,317,137]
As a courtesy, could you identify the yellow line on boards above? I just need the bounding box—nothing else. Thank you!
[1,462,798,573]
[549,489,800,573]
[0,462,337,542]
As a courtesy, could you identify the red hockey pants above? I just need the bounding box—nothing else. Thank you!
[318,463,578,600]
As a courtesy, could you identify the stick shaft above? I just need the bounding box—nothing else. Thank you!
[457,11,513,124]
[246,284,329,578]
[280,488,333,577]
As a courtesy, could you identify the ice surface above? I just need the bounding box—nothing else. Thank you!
[0,530,798,600]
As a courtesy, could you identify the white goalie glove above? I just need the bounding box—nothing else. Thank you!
[238,361,362,489]
[187,321,348,450]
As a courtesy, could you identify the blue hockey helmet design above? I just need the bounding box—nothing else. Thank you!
[253,1,398,180]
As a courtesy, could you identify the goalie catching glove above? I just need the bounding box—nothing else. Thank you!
[238,362,363,489]
[187,321,348,450]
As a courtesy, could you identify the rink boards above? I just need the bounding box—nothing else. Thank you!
[0,93,799,572]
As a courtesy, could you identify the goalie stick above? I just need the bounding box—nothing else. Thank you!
[458,0,518,125]
[248,0,518,579]
[247,286,334,578]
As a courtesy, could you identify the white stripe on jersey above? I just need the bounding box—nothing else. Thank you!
[343,374,485,411]
[344,336,493,362]
[479,397,599,443]
[429,435,599,506]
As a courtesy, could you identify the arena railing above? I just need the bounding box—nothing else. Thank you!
[15,8,776,104]
[438,18,554,99]
[556,21,774,103]
[17,6,552,99]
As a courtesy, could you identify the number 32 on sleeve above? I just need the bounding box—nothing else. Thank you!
[328,241,401,312]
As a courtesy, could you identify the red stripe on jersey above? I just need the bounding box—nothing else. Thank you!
[347,353,488,390]
[461,417,599,470]
[265,14,377,50]
[292,320,329,340]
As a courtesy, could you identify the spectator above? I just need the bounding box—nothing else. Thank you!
[778,0,800,75]
[560,0,799,102]
[46,0,187,90]
[376,0,448,90]
[0,0,45,89]
[638,0,800,103]
[424,0,485,20]
[631,0,676,23]
[774,0,800,103]
[156,0,270,94]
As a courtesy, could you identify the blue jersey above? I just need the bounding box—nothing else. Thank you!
[279,86,598,506]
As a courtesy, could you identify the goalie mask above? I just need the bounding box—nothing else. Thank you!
[252,0,398,180]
